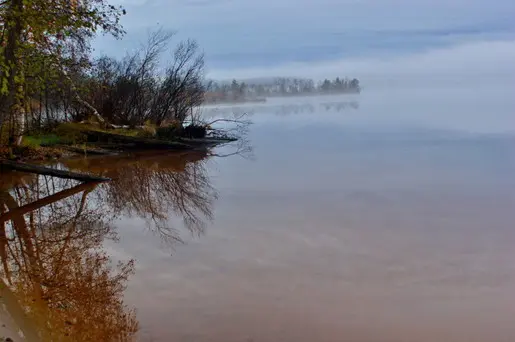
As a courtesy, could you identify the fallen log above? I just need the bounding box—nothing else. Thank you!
[0,160,110,182]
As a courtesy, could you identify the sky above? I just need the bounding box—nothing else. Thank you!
[93,0,515,84]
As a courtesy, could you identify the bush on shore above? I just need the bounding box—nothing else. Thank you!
[156,123,206,140]
[0,146,63,161]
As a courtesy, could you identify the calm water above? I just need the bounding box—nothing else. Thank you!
[1,86,515,341]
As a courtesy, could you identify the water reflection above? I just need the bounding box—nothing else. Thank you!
[0,150,217,340]
[202,100,359,117]
[63,150,217,244]
[0,175,137,340]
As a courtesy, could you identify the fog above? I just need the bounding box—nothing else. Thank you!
[83,3,515,342]
[207,39,515,90]
[94,1,515,134]
[96,0,515,68]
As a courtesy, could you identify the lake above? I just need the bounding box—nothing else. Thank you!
[1,86,515,341]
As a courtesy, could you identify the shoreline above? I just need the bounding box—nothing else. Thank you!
[0,133,236,165]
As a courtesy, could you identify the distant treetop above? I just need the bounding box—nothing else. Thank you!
[204,77,360,103]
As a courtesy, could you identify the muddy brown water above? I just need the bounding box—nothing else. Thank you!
[1,91,515,341]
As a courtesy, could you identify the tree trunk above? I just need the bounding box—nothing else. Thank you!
[59,66,106,124]
[0,0,24,144]
[14,100,25,146]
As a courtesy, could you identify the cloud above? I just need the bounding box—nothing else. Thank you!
[205,39,515,88]
[93,0,515,74]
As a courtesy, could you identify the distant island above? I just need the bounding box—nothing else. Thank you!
[204,77,361,104]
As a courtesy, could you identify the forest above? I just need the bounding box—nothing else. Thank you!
[0,0,225,162]
[204,77,361,103]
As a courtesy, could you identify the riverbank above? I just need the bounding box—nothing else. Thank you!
[0,122,236,164]
[0,145,70,163]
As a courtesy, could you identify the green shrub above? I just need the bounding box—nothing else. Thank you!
[0,125,10,145]
[156,123,207,139]
[21,137,41,149]
[136,128,155,138]
[110,128,139,136]
[156,121,184,140]
[0,145,62,161]
[54,124,87,145]
[183,124,207,138]
[22,134,62,147]
[142,125,156,136]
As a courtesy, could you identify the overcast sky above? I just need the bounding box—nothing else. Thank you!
[93,0,515,83]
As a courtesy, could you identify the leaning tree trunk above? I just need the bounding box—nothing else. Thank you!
[59,66,106,125]
[14,100,25,146]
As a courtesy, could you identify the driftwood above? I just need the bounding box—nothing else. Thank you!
[0,160,110,182]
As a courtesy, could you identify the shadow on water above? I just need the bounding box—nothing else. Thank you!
[0,149,218,340]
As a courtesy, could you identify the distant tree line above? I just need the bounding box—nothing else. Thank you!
[204,77,360,103]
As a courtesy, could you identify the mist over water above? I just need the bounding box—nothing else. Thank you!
[89,2,515,340]
[112,77,515,341]
[0,0,513,339]
[207,39,515,87]
[205,38,515,134]
[204,84,515,134]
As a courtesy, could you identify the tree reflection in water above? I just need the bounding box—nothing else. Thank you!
[0,175,137,340]
[0,150,217,340]
[65,150,217,244]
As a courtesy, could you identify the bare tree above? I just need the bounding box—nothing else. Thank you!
[150,39,205,125]
[83,29,172,126]
[82,29,205,127]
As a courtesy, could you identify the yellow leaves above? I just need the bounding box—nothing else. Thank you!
[0,179,139,341]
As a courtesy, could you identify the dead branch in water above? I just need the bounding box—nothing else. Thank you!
[189,109,253,159]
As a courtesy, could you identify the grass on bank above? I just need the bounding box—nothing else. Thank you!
[0,145,63,161]
[20,122,139,148]
[22,134,62,147]
[52,121,207,142]
[1,120,210,162]
[0,122,136,161]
